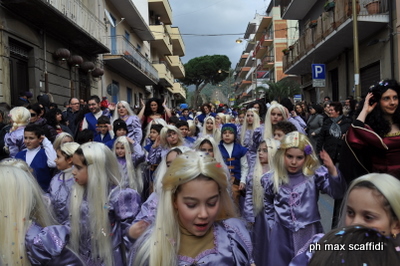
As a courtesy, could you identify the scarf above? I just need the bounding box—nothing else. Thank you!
[329,115,343,138]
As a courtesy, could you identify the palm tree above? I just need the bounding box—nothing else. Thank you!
[265,79,301,102]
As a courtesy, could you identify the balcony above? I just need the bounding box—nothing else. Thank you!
[166,55,185,79]
[1,0,108,55]
[149,0,173,25]
[153,62,174,87]
[255,16,273,40]
[239,80,252,91]
[103,36,158,85]
[172,82,186,99]
[166,26,185,56]
[262,56,275,69]
[283,0,389,75]
[149,25,173,55]
[237,53,249,68]
[239,67,251,78]
[281,0,319,20]
[109,0,154,41]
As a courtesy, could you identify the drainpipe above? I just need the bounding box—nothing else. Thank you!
[352,0,360,101]
[43,31,49,93]
[388,0,394,79]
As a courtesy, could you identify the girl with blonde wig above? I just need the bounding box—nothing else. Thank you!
[130,151,254,266]
[0,165,84,265]
[52,131,74,151]
[69,142,141,265]
[262,131,346,265]
[4,106,30,157]
[201,116,221,143]
[113,136,145,193]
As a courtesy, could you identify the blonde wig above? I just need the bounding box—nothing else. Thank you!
[53,132,74,151]
[113,136,143,193]
[133,151,236,266]
[0,157,33,174]
[59,142,80,158]
[112,100,136,122]
[193,135,225,166]
[0,165,54,266]
[240,108,261,145]
[272,132,319,193]
[187,120,197,137]
[252,138,279,216]
[69,142,121,266]
[216,112,226,127]
[263,103,288,139]
[202,116,221,143]
[159,125,185,148]
[338,173,400,229]
[8,106,30,132]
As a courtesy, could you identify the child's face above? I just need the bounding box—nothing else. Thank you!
[55,150,72,171]
[270,108,284,124]
[183,110,189,116]
[258,142,269,164]
[222,130,234,144]
[284,148,305,174]
[199,142,214,158]
[238,114,245,125]
[149,129,159,141]
[345,187,400,236]
[274,129,286,141]
[179,126,189,137]
[72,154,88,186]
[215,116,222,125]
[246,111,254,125]
[116,128,127,137]
[166,131,179,146]
[115,143,125,158]
[97,124,109,135]
[24,131,43,149]
[205,119,214,131]
[166,150,179,168]
[173,178,220,236]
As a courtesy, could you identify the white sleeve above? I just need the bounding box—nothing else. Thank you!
[81,117,88,130]
[42,137,57,168]
[240,155,249,184]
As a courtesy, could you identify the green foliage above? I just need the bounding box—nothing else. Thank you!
[178,55,231,107]
[265,79,301,102]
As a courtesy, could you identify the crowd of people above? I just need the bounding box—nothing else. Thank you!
[1,79,400,265]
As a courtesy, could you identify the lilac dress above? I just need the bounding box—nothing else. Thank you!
[289,234,324,266]
[47,168,75,224]
[76,187,141,265]
[263,166,346,265]
[4,126,26,158]
[133,191,159,225]
[123,115,143,144]
[239,128,258,183]
[25,222,85,265]
[129,218,254,265]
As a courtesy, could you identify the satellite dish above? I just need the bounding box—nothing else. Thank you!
[104,9,116,27]
[107,83,119,96]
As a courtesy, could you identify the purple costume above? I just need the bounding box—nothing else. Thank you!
[4,126,26,158]
[133,191,159,225]
[116,142,145,189]
[263,166,346,265]
[75,187,141,265]
[129,218,254,265]
[122,115,143,144]
[25,222,85,265]
[239,128,258,183]
[289,233,324,266]
[47,168,75,224]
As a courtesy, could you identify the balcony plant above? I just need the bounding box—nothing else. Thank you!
[309,20,318,28]
[324,1,335,12]
[282,48,290,55]
[363,0,380,14]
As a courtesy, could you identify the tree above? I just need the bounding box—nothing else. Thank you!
[265,79,301,102]
[178,55,231,108]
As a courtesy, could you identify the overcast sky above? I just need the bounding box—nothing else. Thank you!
[169,0,271,68]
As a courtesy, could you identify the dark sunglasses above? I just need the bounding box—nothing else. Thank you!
[30,113,37,117]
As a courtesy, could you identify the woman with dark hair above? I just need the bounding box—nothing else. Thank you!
[316,101,352,164]
[346,79,400,179]
[295,103,308,123]
[307,104,324,149]
[196,103,216,125]
[45,108,73,136]
[138,98,171,127]
[27,103,57,142]
[247,100,266,122]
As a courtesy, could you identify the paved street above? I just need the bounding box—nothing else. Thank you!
[318,192,334,232]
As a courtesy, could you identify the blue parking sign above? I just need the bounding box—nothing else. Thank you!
[312,64,326,79]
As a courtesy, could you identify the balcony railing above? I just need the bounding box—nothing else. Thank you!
[106,36,158,83]
[47,0,105,44]
[283,0,389,73]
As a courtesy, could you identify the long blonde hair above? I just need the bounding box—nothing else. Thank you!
[8,106,30,132]
[202,116,221,143]
[272,132,319,193]
[240,108,260,145]
[69,142,121,266]
[113,136,143,193]
[263,103,288,139]
[252,138,279,215]
[133,151,237,266]
[160,125,185,148]
[0,165,54,266]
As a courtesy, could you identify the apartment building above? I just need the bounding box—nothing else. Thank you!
[0,0,185,108]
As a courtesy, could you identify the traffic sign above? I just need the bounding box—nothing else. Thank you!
[312,64,326,79]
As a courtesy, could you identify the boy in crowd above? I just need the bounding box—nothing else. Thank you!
[273,121,297,141]
[179,108,193,121]
[105,119,128,149]
[143,124,163,153]
[176,120,195,147]
[94,116,114,144]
